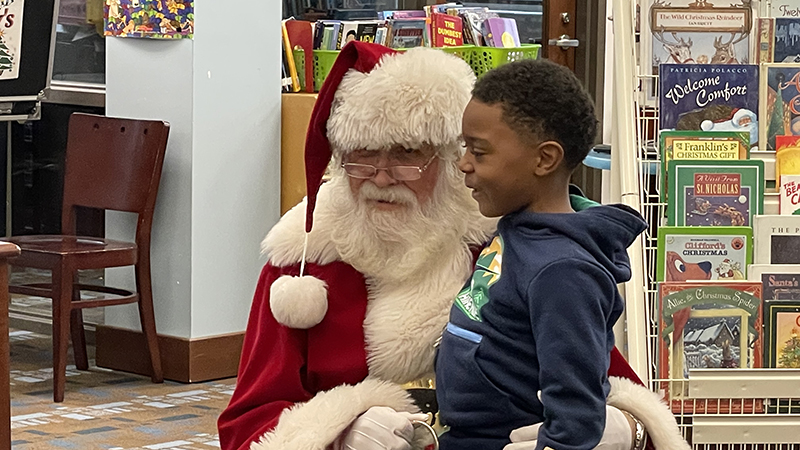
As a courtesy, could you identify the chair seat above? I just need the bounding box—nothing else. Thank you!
[7,235,137,254]
[7,235,138,270]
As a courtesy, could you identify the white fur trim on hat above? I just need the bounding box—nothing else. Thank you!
[250,378,417,450]
[327,47,475,156]
[607,376,691,450]
[269,275,328,329]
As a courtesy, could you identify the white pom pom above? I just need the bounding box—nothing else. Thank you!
[270,275,328,329]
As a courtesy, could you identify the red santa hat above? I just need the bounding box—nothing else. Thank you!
[270,41,476,329]
[304,40,475,232]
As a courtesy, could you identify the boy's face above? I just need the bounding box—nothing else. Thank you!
[459,99,547,217]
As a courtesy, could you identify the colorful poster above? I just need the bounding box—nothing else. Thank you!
[0,0,24,81]
[104,0,193,39]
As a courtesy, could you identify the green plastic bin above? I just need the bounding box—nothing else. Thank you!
[467,44,541,77]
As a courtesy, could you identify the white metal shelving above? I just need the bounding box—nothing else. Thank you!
[611,0,800,446]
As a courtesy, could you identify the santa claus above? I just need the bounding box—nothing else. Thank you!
[217,42,687,450]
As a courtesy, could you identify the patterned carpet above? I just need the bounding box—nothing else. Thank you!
[9,327,236,449]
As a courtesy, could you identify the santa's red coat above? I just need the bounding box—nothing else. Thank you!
[217,197,688,450]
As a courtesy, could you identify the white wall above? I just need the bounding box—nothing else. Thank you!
[104,1,281,339]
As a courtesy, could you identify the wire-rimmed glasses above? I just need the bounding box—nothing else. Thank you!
[342,154,437,181]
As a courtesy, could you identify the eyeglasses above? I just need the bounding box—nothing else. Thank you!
[342,154,437,181]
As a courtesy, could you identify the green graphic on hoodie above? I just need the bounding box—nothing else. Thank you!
[455,235,503,321]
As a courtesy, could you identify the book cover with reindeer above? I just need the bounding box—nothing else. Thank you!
[643,0,753,103]
[667,159,764,227]
[657,226,752,282]
[658,280,763,413]
[659,64,759,149]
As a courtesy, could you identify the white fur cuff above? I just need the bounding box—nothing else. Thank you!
[607,376,691,450]
[270,275,328,329]
[250,378,417,450]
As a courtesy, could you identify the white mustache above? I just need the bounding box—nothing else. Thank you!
[359,182,418,205]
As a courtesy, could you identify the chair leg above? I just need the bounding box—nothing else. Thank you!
[51,262,74,403]
[70,310,88,371]
[135,261,163,383]
[70,275,88,370]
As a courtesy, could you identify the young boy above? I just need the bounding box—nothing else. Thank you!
[434,59,649,450]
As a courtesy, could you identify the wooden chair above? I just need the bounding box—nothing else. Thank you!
[7,113,170,402]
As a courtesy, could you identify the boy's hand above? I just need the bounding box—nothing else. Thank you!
[338,406,428,450]
[503,405,633,450]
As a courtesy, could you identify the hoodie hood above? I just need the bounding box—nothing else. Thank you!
[499,204,647,283]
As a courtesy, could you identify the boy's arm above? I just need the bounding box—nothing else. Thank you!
[527,259,617,450]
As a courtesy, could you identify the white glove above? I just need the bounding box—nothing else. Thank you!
[503,405,633,450]
[338,406,429,450]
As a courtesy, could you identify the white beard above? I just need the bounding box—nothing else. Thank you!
[327,161,480,283]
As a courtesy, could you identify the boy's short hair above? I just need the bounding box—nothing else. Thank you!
[471,59,598,170]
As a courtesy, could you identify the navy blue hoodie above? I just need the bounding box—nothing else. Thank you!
[435,204,647,450]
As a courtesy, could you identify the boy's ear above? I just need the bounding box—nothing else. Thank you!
[533,141,565,176]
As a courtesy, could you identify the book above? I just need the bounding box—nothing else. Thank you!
[774,18,800,63]
[667,159,764,227]
[755,17,775,64]
[763,300,800,367]
[776,135,800,187]
[356,22,380,43]
[771,1,800,17]
[659,64,759,150]
[658,281,763,412]
[430,12,463,47]
[659,130,749,202]
[753,215,800,264]
[460,9,497,47]
[780,174,800,215]
[646,0,753,104]
[339,21,360,48]
[378,10,427,20]
[748,264,800,301]
[483,17,520,48]
[387,19,427,48]
[656,226,752,282]
[281,19,301,93]
[760,64,800,152]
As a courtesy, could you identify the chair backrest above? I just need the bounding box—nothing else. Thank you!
[61,113,170,235]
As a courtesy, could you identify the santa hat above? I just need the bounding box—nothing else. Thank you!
[270,41,476,329]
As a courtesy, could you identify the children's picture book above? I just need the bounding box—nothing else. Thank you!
[648,0,752,67]
[658,281,763,412]
[774,18,800,62]
[780,174,800,214]
[483,17,520,48]
[776,135,800,186]
[658,130,749,202]
[763,300,800,368]
[771,1,800,17]
[759,64,800,152]
[643,0,753,104]
[667,159,764,227]
[657,226,752,282]
[659,64,759,149]
[430,12,463,47]
[754,215,800,264]
[748,264,800,301]
[755,17,775,64]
